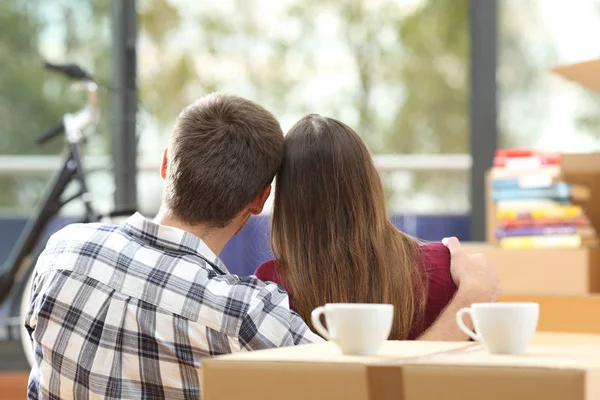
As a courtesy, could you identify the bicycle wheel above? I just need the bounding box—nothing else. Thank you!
[10,248,42,368]
[18,266,35,367]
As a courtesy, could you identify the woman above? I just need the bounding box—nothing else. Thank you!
[255,114,456,340]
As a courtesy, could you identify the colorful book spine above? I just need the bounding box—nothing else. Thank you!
[496,200,569,212]
[499,216,587,229]
[493,154,561,168]
[496,205,583,221]
[495,149,561,159]
[499,235,581,249]
[492,183,571,202]
[496,225,577,238]
[490,165,560,179]
[491,175,555,190]
[492,149,598,249]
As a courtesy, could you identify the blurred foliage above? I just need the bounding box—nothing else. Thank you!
[2,0,599,214]
[0,1,76,156]
[133,0,541,211]
[576,97,600,138]
[0,1,72,208]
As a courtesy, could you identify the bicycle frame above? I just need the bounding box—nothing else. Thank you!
[0,80,100,305]
[13,147,96,269]
[0,143,97,303]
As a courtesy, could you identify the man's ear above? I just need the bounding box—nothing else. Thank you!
[247,185,272,215]
[160,147,168,180]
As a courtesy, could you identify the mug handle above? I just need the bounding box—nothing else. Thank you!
[311,306,332,340]
[456,307,481,342]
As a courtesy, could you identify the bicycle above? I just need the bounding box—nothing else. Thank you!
[0,62,136,367]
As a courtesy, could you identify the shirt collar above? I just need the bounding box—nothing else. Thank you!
[122,212,230,275]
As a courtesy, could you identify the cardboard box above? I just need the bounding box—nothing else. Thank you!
[463,242,600,295]
[560,152,600,236]
[552,58,600,93]
[532,331,600,345]
[202,336,600,400]
[502,295,600,334]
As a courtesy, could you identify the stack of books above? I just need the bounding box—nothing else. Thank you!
[491,149,598,249]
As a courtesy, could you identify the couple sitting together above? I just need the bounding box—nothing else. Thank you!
[25,93,500,399]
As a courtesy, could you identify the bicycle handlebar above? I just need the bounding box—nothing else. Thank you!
[43,61,94,82]
[37,61,99,145]
[37,122,65,145]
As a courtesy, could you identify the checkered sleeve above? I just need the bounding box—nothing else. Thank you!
[24,267,47,336]
[238,279,323,350]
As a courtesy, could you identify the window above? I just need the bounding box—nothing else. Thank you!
[498,0,600,151]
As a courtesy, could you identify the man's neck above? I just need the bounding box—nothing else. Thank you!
[153,208,232,255]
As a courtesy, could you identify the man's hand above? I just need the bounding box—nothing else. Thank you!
[442,237,501,303]
[418,237,501,341]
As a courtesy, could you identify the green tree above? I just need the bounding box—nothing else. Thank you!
[0,1,82,209]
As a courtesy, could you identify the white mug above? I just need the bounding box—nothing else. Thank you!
[456,302,539,355]
[311,303,393,356]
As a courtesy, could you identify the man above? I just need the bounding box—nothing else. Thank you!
[25,93,500,399]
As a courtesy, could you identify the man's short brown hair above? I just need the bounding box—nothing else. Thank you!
[163,93,284,228]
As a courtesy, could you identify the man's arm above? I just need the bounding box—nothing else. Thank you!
[418,286,484,341]
[418,237,501,341]
[238,278,324,351]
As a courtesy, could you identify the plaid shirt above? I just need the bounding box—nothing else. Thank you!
[25,213,321,399]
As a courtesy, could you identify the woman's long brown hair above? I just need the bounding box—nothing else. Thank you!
[272,115,426,340]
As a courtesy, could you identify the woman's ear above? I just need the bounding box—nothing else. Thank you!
[160,147,168,179]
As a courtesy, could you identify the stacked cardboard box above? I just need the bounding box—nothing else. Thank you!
[203,335,600,400]
[461,243,600,296]
[490,149,598,249]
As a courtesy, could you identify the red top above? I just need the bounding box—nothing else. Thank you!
[254,242,456,340]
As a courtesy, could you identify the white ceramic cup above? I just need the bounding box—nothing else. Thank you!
[456,302,539,355]
[311,303,393,356]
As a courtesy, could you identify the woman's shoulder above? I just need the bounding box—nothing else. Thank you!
[418,241,455,295]
[255,259,282,283]
[419,242,451,271]
[413,241,456,338]
[254,259,295,302]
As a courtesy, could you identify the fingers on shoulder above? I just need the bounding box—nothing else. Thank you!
[442,236,463,255]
